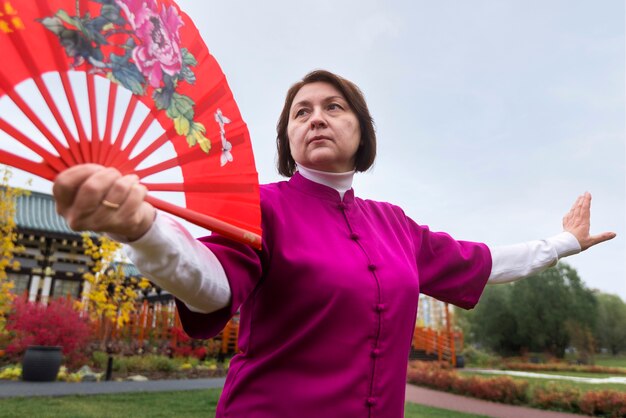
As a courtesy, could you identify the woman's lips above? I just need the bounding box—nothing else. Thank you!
[308,135,331,143]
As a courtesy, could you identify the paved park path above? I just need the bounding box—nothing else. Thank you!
[405,384,584,418]
[1,378,585,417]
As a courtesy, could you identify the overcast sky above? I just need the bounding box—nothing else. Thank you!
[4,1,625,299]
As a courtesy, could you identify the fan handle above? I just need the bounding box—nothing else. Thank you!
[144,195,262,250]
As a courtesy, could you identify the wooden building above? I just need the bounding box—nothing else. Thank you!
[7,190,90,302]
[7,190,158,303]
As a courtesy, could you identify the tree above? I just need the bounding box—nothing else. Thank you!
[458,284,521,355]
[460,263,597,358]
[594,293,626,355]
[509,264,597,358]
[80,233,150,350]
[0,167,28,341]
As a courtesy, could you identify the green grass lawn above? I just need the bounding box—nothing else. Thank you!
[594,354,626,368]
[459,370,626,392]
[0,389,487,418]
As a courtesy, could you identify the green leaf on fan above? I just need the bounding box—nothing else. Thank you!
[167,93,195,120]
[153,88,173,110]
[174,116,191,136]
[195,121,207,134]
[187,122,210,153]
[55,10,85,33]
[180,65,196,85]
[110,61,145,95]
[39,17,64,35]
[181,48,198,66]
[101,4,122,23]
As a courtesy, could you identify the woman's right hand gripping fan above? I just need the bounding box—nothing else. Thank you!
[53,164,156,241]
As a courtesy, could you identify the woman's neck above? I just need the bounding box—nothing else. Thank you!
[296,164,354,200]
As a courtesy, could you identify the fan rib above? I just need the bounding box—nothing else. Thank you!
[34,0,90,163]
[0,76,76,167]
[119,81,228,172]
[58,71,92,163]
[100,83,118,165]
[87,74,101,163]
[118,130,171,173]
[8,32,85,165]
[0,118,66,173]
[134,143,211,179]
[103,95,139,166]
[109,112,156,169]
[0,150,56,181]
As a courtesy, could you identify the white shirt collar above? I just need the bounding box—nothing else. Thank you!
[296,164,354,200]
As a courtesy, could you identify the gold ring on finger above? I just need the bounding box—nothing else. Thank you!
[102,199,121,210]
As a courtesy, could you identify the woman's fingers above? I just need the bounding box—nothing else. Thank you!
[116,183,155,241]
[588,231,618,248]
[72,168,121,216]
[53,164,106,215]
[563,192,616,251]
[101,174,141,213]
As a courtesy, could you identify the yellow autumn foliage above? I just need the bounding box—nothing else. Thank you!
[0,167,28,338]
[79,234,151,333]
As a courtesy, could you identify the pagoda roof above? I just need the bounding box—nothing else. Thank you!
[13,189,92,239]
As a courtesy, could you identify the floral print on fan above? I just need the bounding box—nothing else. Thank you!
[39,0,212,154]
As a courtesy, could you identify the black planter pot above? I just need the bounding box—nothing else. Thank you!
[22,345,63,382]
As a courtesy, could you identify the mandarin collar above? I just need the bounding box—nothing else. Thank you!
[289,172,355,204]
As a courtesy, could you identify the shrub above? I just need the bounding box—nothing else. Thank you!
[5,298,92,369]
[91,351,108,370]
[149,355,177,372]
[407,360,626,416]
[169,326,209,359]
[462,376,527,404]
[579,390,626,417]
[109,355,179,374]
[407,361,527,404]
[0,364,21,380]
[531,383,581,413]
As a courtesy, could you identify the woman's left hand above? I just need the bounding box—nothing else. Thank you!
[562,192,616,251]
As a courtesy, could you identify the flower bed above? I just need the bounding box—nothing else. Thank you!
[407,361,527,404]
[407,361,626,417]
[0,355,229,382]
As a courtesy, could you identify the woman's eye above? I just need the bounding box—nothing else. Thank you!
[328,103,343,111]
[295,108,309,117]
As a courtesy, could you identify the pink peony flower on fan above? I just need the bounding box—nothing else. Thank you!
[115,0,184,88]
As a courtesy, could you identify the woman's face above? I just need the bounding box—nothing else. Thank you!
[287,82,361,173]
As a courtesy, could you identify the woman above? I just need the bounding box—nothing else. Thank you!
[53,70,615,417]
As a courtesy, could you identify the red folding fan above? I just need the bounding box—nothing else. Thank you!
[0,0,261,249]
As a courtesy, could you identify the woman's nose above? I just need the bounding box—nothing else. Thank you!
[309,109,327,129]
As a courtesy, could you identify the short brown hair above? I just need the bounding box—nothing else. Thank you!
[276,70,376,177]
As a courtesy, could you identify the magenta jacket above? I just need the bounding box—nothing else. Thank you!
[176,172,492,417]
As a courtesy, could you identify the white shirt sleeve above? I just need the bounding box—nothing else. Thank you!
[488,232,581,284]
[114,212,232,314]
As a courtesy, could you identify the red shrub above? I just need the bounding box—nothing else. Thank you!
[5,298,92,368]
[407,361,527,404]
[169,326,207,360]
[407,361,455,391]
[408,361,626,416]
[579,390,626,417]
[531,385,581,413]
[453,375,527,404]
